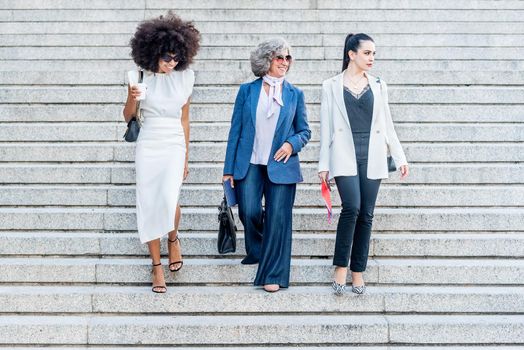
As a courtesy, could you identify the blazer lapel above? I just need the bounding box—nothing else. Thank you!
[331,72,350,128]
[367,73,382,130]
[250,78,263,128]
[274,81,293,133]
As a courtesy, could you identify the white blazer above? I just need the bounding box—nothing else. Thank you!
[318,71,408,180]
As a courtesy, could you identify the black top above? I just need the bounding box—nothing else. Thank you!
[343,85,374,133]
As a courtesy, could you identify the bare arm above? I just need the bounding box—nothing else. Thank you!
[181,98,191,180]
[123,85,141,123]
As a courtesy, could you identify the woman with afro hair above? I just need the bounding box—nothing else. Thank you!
[123,12,200,293]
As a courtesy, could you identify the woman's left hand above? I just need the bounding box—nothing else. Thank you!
[274,142,293,163]
[400,165,409,179]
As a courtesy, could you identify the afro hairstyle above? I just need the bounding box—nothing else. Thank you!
[130,11,200,72]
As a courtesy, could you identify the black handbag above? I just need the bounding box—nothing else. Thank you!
[217,196,237,254]
[123,70,144,142]
[124,117,140,142]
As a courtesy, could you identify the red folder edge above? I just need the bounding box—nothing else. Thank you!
[321,180,333,224]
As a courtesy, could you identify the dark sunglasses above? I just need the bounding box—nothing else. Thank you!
[161,54,179,63]
[274,54,292,62]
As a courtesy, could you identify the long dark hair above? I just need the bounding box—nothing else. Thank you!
[341,33,374,72]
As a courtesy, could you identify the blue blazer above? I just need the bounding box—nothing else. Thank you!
[223,78,311,184]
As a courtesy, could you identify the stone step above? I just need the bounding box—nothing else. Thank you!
[0,0,315,10]
[169,9,524,23]
[3,85,524,105]
[140,69,524,86]
[206,20,524,36]
[0,207,522,231]
[2,142,523,163]
[193,59,524,72]
[322,46,524,60]
[317,0,524,9]
[1,163,522,185]
[2,59,522,73]
[0,285,522,314]
[1,8,523,22]
[323,33,524,47]
[3,33,524,47]
[0,257,523,285]
[3,0,523,10]
[116,141,524,164]
[2,69,524,86]
[1,314,523,345]
[2,103,523,123]
[0,46,323,60]
[0,232,522,258]
[0,348,521,350]
[3,0,522,10]
[1,20,524,34]
[2,122,521,143]
[3,46,524,60]
[1,184,522,207]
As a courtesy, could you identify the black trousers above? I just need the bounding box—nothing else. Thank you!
[333,133,381,271]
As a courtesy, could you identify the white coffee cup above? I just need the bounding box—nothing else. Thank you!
[128,71,147,100]
[135,83,147,100]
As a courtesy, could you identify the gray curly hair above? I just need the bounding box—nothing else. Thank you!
[250,37,292,77]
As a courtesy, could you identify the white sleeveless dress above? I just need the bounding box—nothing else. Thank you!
[130,69,195,243]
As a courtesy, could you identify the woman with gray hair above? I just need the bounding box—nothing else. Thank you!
[223,38,311,292]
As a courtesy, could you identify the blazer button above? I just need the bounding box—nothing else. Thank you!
[376,130,380,134]
[338,128,343,132]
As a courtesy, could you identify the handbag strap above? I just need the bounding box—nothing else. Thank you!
[136,70,144,124]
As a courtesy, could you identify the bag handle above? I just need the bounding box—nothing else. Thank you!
[135,70,144,125]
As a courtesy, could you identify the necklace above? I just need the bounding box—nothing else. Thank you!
[346,73,366,90]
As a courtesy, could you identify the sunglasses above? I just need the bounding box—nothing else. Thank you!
[274,54,292,63]
[161,54,179,63]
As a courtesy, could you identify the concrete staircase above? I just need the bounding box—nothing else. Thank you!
[0,0,523,347]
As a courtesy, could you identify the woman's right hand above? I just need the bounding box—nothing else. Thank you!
[318,171,329,183]
[130,85,142,101]
[222,175,234,188]
[123,85,141,122]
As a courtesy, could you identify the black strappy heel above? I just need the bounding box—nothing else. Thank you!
[168,235,184,272]
[151,262,167,293]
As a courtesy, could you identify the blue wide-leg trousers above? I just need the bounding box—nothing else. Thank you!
[235,164,296,288]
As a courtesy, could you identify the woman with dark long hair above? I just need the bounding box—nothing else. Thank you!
[318,33,409,295]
